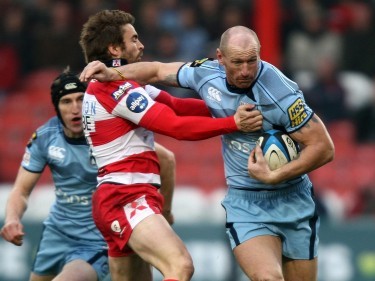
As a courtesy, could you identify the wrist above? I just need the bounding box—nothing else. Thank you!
[111,67,126,80]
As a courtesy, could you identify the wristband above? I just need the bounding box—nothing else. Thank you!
[112,67,126,80]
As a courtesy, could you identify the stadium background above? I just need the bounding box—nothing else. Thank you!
[0,0,375,280]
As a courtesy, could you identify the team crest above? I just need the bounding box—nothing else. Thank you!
[26,132,37,148]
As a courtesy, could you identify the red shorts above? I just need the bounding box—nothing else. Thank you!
[92,183,164,257]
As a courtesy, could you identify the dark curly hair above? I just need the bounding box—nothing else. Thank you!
[79,10,135,63]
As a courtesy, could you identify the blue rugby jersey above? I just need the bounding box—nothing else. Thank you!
[177,59,314,190]
[22,116,105,243]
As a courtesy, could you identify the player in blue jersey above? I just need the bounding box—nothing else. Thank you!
[80,26,335,281]
[0,68,177,281]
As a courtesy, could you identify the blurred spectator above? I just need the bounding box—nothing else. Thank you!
[221,3,248,31]
[352,77,375,143]
[196,0,222,41]
[0,4,24,94]
[177,4,209,61]
[134,0,161,60]
[284,3,342,88]
[341,1,375,78]
[304,57,349,124]
[32,1,84,72]
[158,0,182,34]
[77,0,114,26]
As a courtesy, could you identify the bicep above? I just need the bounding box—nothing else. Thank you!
[157,62,184,87]
[290,114,334,168]
[290,114,332,147]
[12,167,41,198]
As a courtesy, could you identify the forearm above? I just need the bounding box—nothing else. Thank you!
[271,144,333,184]
[155,91,211,116]
[5,190,28,223]
[115,62,183,86]
[271,118,334,184]
[140,104,237,141]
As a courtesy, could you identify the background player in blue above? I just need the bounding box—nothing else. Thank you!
[80,26,335,281]
[0,68,109,281]
[0,68,177,281]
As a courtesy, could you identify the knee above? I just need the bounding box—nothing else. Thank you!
[170,254,194,280]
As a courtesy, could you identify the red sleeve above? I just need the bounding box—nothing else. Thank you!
[139,102,237,141]
[155,90,211,117]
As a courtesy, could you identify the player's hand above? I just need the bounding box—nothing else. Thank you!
[0,221,25,246]
[248,145,276,184]
[79,61,115,82]
[234,104,263,132]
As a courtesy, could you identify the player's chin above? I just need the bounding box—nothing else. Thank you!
[68,123,84,135]
[236,81,252,88]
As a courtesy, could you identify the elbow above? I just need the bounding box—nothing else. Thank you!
[328,145,335,163]
[323,142,335,165]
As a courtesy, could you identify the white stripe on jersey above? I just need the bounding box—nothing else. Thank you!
[97,172,161,186]
[83,81,160,186]
[92,126,154,168]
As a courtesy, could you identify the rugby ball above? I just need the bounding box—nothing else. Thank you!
[256,129,299,170]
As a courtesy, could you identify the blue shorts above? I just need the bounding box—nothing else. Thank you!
[31,224,109,280]
[221,182,319,260]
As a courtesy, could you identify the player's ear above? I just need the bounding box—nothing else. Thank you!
[108,44,120,57]
[216,48,224,65]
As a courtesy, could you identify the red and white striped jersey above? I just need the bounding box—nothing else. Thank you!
[82,79,237,187]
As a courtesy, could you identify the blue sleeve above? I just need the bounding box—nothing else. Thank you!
[21,132,47,173]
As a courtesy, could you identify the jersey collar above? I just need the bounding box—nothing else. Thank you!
[103,58,128,67]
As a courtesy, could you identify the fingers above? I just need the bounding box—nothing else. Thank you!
[79,61,102,82]
[1,223,25,246]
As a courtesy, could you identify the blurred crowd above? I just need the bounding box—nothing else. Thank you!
[0,0,375,220]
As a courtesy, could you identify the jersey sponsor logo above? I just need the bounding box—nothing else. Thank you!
[48,146,65,160]
[190,58,212,67]
[83,100,96,115]
[223,138,252,154]
[207,87,222,103]
[288,98,308,128]
[126,92,148,113]
[82,101,96,132]
[112,82,132,100]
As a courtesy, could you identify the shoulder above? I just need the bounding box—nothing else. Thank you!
[26,116,62,148]
[257,61,299,94]
[178,58,225,87]
[182,58,221,72]
[86,79,141,100]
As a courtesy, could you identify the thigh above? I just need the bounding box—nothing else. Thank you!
[283,257,318,281]
[233,235,283,280]
[54,260,97,281]
[128,214,191,272]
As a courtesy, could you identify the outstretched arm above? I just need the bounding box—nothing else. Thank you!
[139,102,259,140]
[145,85,211,117]
[80,60,184,87]
[0,167,41,246]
